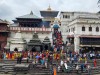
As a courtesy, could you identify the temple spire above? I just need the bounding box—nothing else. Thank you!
[47,4,52,11]
[30,11,33,15]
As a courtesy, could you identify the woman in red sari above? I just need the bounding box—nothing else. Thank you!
[93,58,97,67]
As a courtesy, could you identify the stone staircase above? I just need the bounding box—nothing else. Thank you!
[87,59,100,74]
[0,64,15,74]
[57,59,100,75]
[29,64,52,75]
[13,64,30,75]
[0,59,33,64]
[91,67,100,74]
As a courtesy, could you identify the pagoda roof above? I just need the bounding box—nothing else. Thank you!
[40,6,59,17]
[16,11,41,19]
[43,36,51,44]
[28,33,42,46]
[40,11,59,17]
[0,19,8,24]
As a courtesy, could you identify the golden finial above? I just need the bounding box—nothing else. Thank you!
[47,4,52,11]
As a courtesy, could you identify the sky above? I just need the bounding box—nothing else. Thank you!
[0,0,100,22]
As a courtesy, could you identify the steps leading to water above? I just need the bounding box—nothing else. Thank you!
[0,64,15,74]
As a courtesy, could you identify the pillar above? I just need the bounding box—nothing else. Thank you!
[74,35,80,53]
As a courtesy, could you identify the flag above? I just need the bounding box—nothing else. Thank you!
[34,28,37,33]
[42,25,46,31]
[42,25,45,28]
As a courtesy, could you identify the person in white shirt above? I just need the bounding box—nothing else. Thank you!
[64,61,68,69]
[60,60,64,67]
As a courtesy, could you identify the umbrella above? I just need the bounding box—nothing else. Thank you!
[36,55,40,59]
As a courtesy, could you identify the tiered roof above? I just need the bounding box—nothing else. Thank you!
[16,11,41,19]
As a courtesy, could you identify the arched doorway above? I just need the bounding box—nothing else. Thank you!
[14,48,18,52]
[31,46,36,52]
[44,45,48,50]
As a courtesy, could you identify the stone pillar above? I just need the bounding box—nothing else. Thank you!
[74,35,80,53]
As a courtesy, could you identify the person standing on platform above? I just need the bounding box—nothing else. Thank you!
[19,52,22,64]
[93,58,97,67]
[17,52,19,64]
[81,63,84,72]
[27,55,30,63]
[76,64,79,73]
[53,67,57,75]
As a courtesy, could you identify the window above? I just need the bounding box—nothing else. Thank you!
[96,27,99,32]
[89,26,92,31]
[71,28,73,32]
[69,29,70,32]
[63,15,65,18]
[73,27,75,31]
[63,15,70,18]
[82,26,85,31]
[65,15,70,18]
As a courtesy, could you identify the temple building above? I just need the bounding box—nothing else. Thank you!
[1,6,100,53]
[0,19,9,51]
[10,31,26,51]
[40,5,59,27]
[60,11,100,52]
[7,6,59,51]
[28,32,42,52]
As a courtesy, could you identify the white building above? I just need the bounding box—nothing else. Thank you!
[60,11,100,52]
[6,6,59,52]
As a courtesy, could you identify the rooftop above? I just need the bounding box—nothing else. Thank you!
[0,19,8,24]
[16,11,41,19]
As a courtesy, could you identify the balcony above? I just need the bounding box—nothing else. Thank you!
[0,27,8,32]
[80,41,100,45]
[10,27,52,32]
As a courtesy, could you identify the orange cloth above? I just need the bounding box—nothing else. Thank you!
[8,53,10,59]
[12,53,14,60]
[54,68,57,75]
[56,54,60,60]
[94,59,97,67]
[6,53,8,59]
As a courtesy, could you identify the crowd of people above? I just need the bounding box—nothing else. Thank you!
[0,48,100,74]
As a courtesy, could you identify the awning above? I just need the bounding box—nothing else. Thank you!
[80,45,100,47]
[79,35,100,38]
[67,35,74,38]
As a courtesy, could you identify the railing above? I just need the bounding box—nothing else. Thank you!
[0,27,8,32]
[80,41,100,45]
[10,27,52,32]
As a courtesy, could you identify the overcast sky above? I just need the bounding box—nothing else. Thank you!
[0,0,100,22]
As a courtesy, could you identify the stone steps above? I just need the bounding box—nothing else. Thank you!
[0,59,33,64]
[91,68,100,74]
[29,64,52,75]
[0,64,15,74]
[30,73,51,75]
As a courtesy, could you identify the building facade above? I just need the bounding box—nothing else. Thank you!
[60,11,100,52]
[0,19,9,52]
[6,6,60,52]
[1,6,100,52]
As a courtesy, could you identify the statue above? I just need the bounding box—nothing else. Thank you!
[33,33,38,39]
